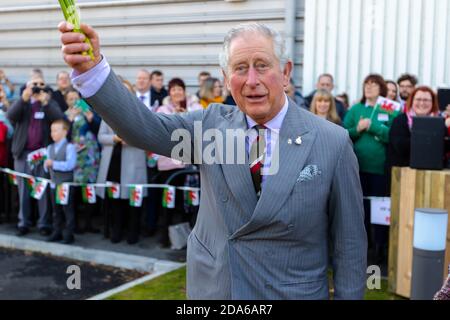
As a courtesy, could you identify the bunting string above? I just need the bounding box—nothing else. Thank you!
[0,167,200,192]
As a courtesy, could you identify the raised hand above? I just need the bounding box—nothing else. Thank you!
[21,82,33,103]
[58,22,102,74]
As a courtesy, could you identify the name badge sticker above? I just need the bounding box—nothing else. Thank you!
[377,113,389,122]
[34,112,45,120]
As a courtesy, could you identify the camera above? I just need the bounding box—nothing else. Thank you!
[32,86,51,95]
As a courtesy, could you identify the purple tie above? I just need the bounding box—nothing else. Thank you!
[140,95,146,103]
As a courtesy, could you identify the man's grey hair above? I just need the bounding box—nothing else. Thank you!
[219,22,289,73]
[318,73,334,84]
[56,70,70,80]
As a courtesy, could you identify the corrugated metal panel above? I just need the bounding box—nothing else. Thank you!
[0,0,304,96]
[303,0,450,104]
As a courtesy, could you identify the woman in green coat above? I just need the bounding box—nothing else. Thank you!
[344,74,400,265]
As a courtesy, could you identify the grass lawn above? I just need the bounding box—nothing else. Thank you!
[108,266,404,300]
[108,267,187,300]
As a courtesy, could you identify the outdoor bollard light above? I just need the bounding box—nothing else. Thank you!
[411,208,448,300]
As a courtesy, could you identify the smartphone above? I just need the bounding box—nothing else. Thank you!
[74,99,90,113]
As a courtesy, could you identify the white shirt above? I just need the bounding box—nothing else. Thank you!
[136,90,152,111]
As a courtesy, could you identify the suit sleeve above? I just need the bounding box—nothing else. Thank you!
[328,134,368,300]
[6,98,27,124]
[86,70,203,160]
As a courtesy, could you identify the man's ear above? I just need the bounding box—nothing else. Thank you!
[283,60,293,87]
[222,69,231,92]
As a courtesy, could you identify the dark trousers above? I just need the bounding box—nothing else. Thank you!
[0,174,7,222]
[0,175,19,224]
[49,186,75,238]
[109,198,141,244]
[359,172,389,261]
[157,169,195,246]
[158,169,190,222]
[73,187,98,231]
[144,167,160,231]
[14,152,50,229]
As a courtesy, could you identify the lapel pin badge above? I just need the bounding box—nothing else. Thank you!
[287,139,293,145]
[295,136,302,145]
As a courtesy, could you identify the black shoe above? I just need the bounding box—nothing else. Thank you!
[159,233,171,248]
[84,226,101,234]
[61,235,75,245]
[127,234,139,245]
[47,233,63,242]
[111,236,122,244]
[110,226,123,243]
[16,227,29,237]
[143,227,157,237]
[74,227,84,235]
[39,228,52,237]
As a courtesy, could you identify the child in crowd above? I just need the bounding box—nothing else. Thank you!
[44,119,77,244]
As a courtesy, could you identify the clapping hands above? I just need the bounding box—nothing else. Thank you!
[357,117,372,133]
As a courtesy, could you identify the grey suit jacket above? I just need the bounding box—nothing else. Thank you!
[96,120,148,199]
[87,71,367,300]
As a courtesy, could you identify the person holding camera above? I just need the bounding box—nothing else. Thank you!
[7,76,64,236]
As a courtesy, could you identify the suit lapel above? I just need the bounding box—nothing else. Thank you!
[219,109,259,220]
[230,100,317,239]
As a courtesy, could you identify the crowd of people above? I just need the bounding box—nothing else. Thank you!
[0,66,450,255]
[304,72,450,264]
[0,68,209,246]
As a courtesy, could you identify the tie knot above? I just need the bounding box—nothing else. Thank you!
[254,125,266,136]
[140,95,146,101]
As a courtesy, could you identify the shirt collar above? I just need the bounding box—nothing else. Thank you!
[136,91,150,98]
[54,138,67,149]
[365,97,380,108]
[245,94,289,131]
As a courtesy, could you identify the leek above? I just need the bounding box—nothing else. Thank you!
[58,0,95,61]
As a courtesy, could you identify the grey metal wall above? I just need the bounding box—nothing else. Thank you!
[0,0,304,96]
[303,0,450,104]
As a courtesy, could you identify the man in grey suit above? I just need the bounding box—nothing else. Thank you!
[59,21,367,300]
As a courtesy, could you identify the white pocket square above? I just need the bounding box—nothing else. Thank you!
[297,165,322,182]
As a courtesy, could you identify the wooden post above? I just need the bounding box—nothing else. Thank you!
[388,167,401,293]
[389,167,450,298]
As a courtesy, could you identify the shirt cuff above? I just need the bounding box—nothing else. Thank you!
[53,161,71,172]
[71,55,111,98]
